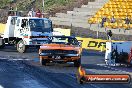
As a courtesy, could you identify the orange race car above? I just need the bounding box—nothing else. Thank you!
[39,36,82,67]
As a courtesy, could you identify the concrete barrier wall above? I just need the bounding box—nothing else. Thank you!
[53,28,71,36]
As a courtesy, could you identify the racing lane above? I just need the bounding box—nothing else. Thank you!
[0,46,131,88]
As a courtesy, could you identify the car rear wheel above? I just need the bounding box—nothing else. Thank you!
[40,58,47,66]
[74,58,81,67]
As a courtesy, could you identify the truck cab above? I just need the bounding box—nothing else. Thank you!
[1,16,53,53]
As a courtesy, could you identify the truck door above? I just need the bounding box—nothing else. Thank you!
[10,17,17,37]
[4,16,17,38]
[15,18,28,37]
[14,18,21,37]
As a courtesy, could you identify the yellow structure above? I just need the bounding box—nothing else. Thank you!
[88,0,132,29]
[76,37,107,51]
[76,37,120,51]
[0,23,6,34]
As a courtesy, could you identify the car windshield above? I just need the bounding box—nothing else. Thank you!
[48,36,79,45]
[29,19,52,32]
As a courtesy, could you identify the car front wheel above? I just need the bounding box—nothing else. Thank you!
[40,58,47,66]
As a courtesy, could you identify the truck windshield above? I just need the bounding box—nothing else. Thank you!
[29,19,52,32]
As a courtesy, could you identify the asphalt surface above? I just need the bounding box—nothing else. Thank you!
[0,46,132,88]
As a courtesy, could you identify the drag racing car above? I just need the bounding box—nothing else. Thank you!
[39,36,82,67]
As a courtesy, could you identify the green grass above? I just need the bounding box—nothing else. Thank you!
[36,0,73,11]
[0,0,74,12]
[0,0,13,8]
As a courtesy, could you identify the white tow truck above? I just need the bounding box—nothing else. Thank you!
[105,41,132,67]
[0,16,53,53]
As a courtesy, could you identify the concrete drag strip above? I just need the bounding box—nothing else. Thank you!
[97,64,132,75]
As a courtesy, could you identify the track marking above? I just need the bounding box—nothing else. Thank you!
[8,59,32,61]
[0,58,7,60]
[0,58,31,61]
[0,58,32,61]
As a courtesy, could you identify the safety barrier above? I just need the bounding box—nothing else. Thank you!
[76,37,115,51]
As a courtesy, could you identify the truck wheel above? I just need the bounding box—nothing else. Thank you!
[40,58,47,66]
[74,58,81,67]
[17,40,27,53]
[0,44,5,49]
[0,39,5,49]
